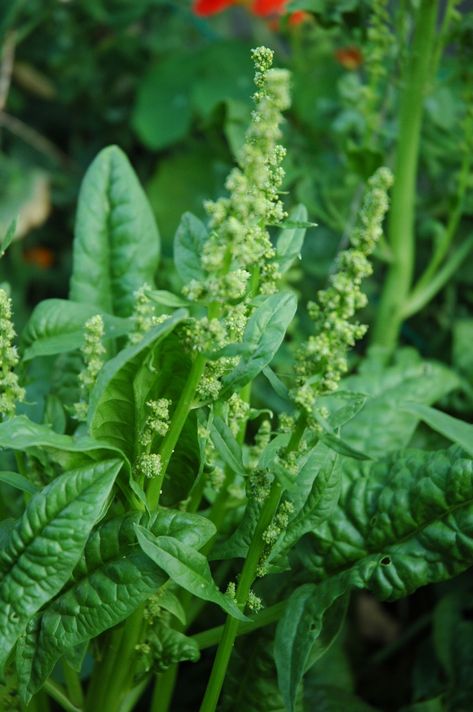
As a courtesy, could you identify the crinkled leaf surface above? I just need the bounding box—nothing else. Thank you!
[135,527,247,620]
[70,145,160,317]
[221,291,297,396]
[0,458,121,674]
[269,449,340,564]
[296,446,473,600]
[15,508,213,701]
[22,299,131,360]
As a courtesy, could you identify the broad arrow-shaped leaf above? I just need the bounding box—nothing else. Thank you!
[0,459,121,674]
[70,145,160,317]
[341,349,459,457]
[16,508,215,702]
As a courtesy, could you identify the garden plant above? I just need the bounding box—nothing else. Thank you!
[1,2,473,712]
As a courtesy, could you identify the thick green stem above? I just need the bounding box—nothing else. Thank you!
[150,665,178,712]
[199,417,306,712]
[407,106,473,311]
[62,661,84,709]
[86,607,144,712]
[371,0,439,351]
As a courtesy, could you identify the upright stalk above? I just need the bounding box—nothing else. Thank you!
[371,0,439,351]
[147,353,207,509]
[199,417,306,712]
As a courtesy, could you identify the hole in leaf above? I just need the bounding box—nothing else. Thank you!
[380,556,391,566]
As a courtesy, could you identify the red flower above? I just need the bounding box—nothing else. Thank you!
[193,0,234,16]
[251,0,286,15]
[335,46,363,70]
[23,247,55,269]
[192,0,311,27]
[287,9,310,25]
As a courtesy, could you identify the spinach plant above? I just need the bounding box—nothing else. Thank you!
[1,45,472,712]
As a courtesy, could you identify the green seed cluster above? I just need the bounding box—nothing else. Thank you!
[184,47,291,401]
[293,167,393,416]
[129,285,166,344]
[187,46,289,304]
[0,288,24,420]
[247,590,263,613]
[362,0,394,138]
[73,314,106,421]
[140,398,172,448]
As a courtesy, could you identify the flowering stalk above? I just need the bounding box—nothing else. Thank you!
[372,0,439,351]
[146,47,290,510]
[0,288,24,420]
[294,166,393,418]
[199,167,392,712]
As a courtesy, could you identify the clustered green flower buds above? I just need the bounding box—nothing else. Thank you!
[362,0,394,140]
[137,453,162,480]
[293,167,393,416]
[247,590,263,613]
[0,288,24,420]
[141,398,172,448]
[191,46,290,303]
[183,47,291,402]
[129,285,166,344]
[73,314,106,421]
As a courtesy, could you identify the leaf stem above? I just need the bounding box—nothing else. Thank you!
[198,416,306,712]
[44,679,82,712]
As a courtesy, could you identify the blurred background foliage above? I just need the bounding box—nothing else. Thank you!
[1,0,472,343]
[1,1,473,709]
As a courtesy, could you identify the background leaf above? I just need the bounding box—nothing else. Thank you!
[401,403,473,457]
[275,584,348,712]
[341,350,459,456]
